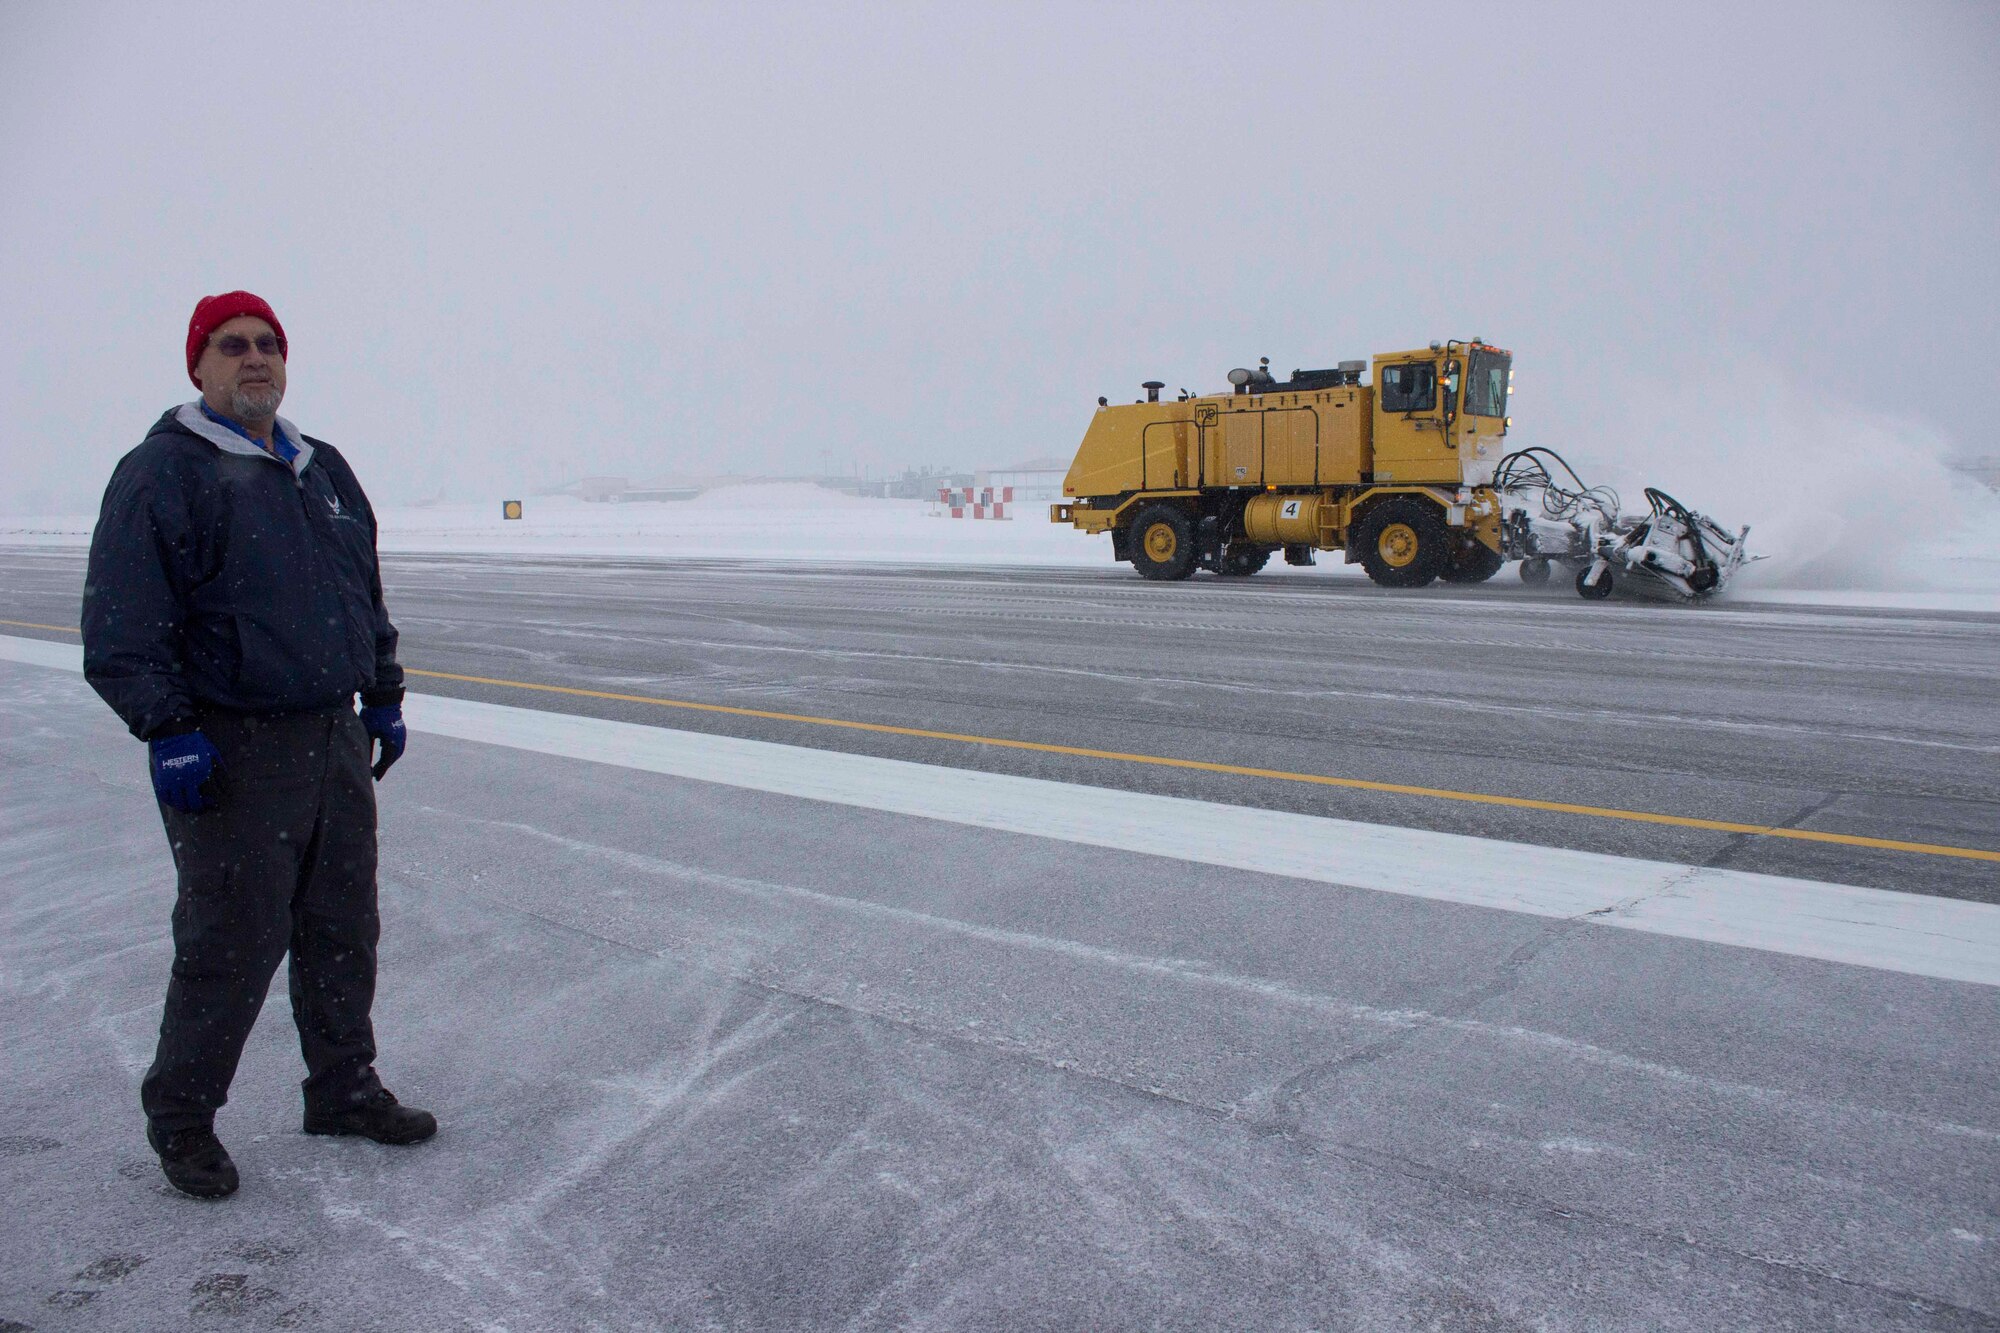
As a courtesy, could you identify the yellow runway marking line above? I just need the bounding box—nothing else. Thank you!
[403,666,2000,865]
[7,618,1992,863]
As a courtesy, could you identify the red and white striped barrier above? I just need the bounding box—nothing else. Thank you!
[935,486,1013,519]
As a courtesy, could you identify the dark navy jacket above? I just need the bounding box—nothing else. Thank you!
[83,404,404,741]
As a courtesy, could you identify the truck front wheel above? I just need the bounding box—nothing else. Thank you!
[1128,504,1198,581]
[1354,498,1449,588]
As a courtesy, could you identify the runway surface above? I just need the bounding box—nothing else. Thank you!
[9,547,1996,897]
[2,548,1995,1330]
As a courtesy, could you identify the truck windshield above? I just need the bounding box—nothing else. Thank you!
[1466,350,1510,417]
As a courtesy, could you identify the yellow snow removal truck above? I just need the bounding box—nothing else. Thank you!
[1051,339,1755,599]
[1052,340,1517,586]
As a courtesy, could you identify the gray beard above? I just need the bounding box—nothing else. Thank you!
[228,383,283,420]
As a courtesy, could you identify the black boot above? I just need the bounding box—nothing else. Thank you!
[147,1123,240,1199]
[303,1088,437,1145]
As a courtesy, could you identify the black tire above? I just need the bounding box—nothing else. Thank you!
[1219,543,1271,577]
[1440,541,1504,584]
[1519,556,1552,586]
[1575,565,1615,599]
[1128,504,1198,581]
[1353,498,1449,588]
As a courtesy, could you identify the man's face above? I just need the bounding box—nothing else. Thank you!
[194,315,287,422]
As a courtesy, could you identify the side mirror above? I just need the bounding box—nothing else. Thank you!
[1441,361,1459,445]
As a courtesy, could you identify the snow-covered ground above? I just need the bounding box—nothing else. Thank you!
[6,480,1998,611]
[0,485,1112,570]
[374,485,1113,568]
[4,642,1996,1329]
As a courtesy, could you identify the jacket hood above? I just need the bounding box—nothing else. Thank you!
[152,402,314,477]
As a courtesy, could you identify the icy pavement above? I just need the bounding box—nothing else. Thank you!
[2,653,1997,1330]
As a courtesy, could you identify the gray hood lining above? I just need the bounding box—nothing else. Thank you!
[173,402,315,477]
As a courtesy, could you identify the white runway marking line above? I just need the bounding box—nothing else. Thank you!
[7,633,1996,987]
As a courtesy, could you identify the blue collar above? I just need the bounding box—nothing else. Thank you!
[200,402,299,465]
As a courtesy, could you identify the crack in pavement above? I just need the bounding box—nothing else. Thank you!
[1254,917,1586,1131]
[1701,790,1847,873]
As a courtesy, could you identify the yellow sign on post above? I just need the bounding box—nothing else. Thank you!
[502,500,523,520]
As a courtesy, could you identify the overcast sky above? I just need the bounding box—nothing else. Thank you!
[2,1,1995,510]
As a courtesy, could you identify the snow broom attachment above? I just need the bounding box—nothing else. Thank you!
[1494,448,1756,601]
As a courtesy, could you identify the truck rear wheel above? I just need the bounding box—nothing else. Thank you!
[1128,504,1197,581]
[1440,541,1504,584]
[1354,498,1449,588]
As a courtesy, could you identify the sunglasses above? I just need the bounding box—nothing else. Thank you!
[211,333,284,357]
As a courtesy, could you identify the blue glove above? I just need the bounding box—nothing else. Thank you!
[360,704,406,780]
[150,731,221,813]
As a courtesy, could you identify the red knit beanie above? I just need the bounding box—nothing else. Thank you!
[186,291,288,387]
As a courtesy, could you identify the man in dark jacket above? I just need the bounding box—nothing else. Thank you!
[83,291,435,1200]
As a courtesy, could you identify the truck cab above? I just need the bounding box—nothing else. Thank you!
[1369,342,1511,487]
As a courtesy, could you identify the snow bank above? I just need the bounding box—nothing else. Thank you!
[0,484,1102,566]
[374,483,1114,566]
[5,464,1995,610]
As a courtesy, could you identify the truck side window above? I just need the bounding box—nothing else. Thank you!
[1379,363,1436,413]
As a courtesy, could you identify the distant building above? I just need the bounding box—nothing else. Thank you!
[977,457,1069,504]
[574,476,702,503]
[1948,456,2000,490]
[575,476,629,502]
[813,462,1067,502]
[826,468,976,500]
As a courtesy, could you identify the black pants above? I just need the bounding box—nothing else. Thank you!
[142,706,383,1134]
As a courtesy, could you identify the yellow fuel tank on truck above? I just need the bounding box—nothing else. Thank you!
[1052,342,1514,586]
